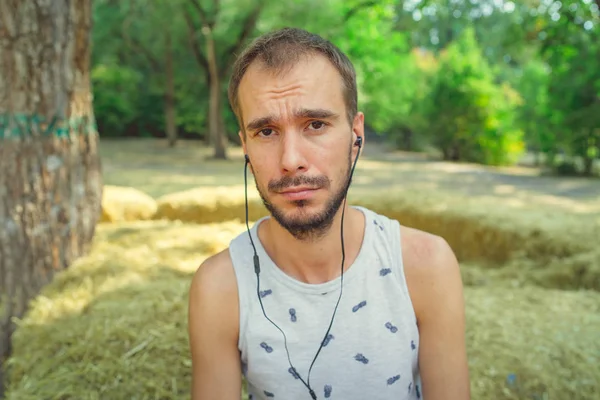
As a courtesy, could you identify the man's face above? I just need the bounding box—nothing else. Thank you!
[238,54,364,241]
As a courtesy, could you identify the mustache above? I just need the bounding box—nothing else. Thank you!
[268,175,329,192]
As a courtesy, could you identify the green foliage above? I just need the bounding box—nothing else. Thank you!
[418,28,525,165]
[336,1,421,136]
[511,60,556,164]
[538,1,600,175]
[91,65,143,136]
[175,83,208,135]
[92,0,209,140]
[88,0,600,172]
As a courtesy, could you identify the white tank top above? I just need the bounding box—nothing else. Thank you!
[228,206,423,400]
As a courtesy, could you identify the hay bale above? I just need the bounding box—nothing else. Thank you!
[153,184,597,266]
[351,190,595,266]
[148,185,599,291]
[101,185,157,223]
[154,185,268,224]
[144,181,600,291]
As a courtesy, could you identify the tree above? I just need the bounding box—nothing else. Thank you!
[539,0,600,175]
[258,0,422,148]
[0,0,102,394]
[512,60,556,166]
[91,0,208,142]
[119,0,183,147]
[183,0,264,159]
[337,1,423,150]
[420,27,525,164]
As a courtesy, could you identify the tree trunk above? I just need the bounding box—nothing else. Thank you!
[451,143,461,161]
[582,129,597,176]
[534,150,540,167]
[402,127,412,151]
[164,30,177,148]
[583,156,593,176]
[217,94,228,146]
[204,27,227,159]
[204,93,227,148]
[0,0,102,395]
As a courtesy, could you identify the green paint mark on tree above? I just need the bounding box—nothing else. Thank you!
[0,114,97,139]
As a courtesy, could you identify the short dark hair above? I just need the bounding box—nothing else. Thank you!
[228,27,358,131]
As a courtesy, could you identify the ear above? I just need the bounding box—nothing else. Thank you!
[239,130,255,174]
[352,112,365,150]
[238,130,246,154]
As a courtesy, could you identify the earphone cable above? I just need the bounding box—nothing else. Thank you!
[244,141,361,400]
[306,143,360,389]
[245,159,315,397]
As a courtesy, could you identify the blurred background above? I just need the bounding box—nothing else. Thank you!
[1,1,599,400]
[92,0,600,174]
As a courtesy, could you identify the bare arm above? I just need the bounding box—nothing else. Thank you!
[403,230,471,400]
[188,250,242,400]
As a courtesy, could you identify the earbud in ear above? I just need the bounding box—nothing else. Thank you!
[354,137,363,147]
[245,154,250,163]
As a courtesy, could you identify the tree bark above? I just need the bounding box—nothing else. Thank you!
[0,0,102,395]
[164,29,177,148]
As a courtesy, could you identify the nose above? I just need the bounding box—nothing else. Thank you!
[278,132,307,174]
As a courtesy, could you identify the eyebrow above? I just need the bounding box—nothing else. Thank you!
[245,108,340,132]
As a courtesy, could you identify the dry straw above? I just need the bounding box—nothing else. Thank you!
[153,185,269,224]
[4,220,245,400]
[4,183,599,399]
[149,184,599,291]
[4,218,600,399]
[101,185,158,223]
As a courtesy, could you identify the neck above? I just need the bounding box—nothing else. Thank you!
[258,204,365,284]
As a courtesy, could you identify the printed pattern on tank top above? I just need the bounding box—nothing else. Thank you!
[242,271,422,399]
[230,206,422,400]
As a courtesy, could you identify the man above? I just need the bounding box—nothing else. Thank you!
[188,27,470,400]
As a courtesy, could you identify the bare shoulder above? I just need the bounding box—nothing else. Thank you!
[188,248,243,399]
[399,225,462,321]
[189,248,240,333]
[188,247,241,353]
[190,248,239,302]
[399,225,458,272]
[398,226,470,399]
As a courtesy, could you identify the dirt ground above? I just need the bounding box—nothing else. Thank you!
[100,139,600,217]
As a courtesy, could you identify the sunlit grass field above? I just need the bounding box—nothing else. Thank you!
[4,138,600,400]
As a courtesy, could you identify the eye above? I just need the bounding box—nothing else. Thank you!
[257,128,274,137]
[308,121,326,130]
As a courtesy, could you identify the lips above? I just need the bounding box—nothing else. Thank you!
[279,187,318,201]
[280,186,316,194]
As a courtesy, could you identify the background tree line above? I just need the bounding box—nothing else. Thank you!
[92,0,600,173]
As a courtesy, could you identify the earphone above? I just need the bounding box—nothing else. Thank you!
[243,135,362,399]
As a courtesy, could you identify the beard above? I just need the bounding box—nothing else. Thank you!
[256,148,353,242]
